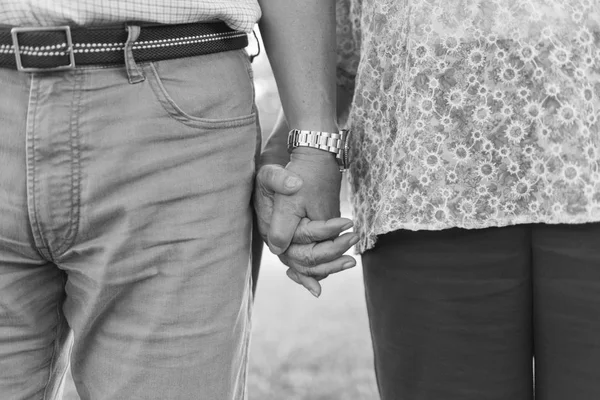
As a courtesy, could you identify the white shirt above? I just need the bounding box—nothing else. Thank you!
[0,0,261,32]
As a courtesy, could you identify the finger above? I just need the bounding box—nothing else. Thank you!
[286,268,302,284]
[285,268,329,283]
[284,232,359,267]
[290,254,357,277]
[257,164,303,195]
[267,194,303,255]
[286,268,322,298]
[292,218,354,244]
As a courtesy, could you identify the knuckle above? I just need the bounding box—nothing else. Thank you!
[299,250,317,267]
[283,248,306,269]
[298,266,319,277]
[302,230,316,243]
[294,229,314,244]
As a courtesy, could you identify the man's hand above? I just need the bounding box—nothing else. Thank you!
[254,163,304,241]
[268,148,343,255]
[254,162,358,297]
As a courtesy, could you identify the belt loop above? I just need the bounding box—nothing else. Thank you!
[124,24,145,84]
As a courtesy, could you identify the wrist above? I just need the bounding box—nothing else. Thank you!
[287,128,350,172]
[290,148,341,176]
[289,117,338,134]
[259,149,290,169]
[291,146,337,160]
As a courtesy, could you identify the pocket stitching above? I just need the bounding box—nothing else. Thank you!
[145,60,256,129]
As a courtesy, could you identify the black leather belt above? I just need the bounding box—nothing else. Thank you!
[0,22,248,72]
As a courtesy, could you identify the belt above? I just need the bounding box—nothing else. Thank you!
[0,22,248,72]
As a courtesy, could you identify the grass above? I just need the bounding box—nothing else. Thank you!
[62,44,379,400]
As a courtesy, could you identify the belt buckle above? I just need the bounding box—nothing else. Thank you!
[11,26,75,72]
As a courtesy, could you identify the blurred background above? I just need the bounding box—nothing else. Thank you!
[63,34,378,400]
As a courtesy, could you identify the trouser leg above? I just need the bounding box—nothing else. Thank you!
[533,223,600,400]
[0,68,70,400]
[17,49,257,400]
[362,226,533,400]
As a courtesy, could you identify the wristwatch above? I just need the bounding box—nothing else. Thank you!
[287,129,351,171]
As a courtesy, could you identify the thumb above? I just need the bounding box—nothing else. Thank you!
[257,164,303,195]
[267,193,303,255]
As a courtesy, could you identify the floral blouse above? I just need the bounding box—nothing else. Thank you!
[337,0,600,253]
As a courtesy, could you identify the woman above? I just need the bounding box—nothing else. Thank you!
[265,0,600,398]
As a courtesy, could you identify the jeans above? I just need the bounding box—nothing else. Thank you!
[362,224,600,400]
[0,49,258,399]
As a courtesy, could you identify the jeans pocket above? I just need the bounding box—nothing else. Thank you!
[144,50,256,129]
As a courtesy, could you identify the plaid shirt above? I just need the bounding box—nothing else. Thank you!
[0,0,261,33]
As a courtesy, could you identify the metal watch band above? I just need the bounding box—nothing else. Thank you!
[287,129,344,155]
[287,129,350,171]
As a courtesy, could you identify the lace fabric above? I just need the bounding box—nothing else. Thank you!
[337,0,600,253]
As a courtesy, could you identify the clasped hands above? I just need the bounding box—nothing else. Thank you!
[254,148,359,297]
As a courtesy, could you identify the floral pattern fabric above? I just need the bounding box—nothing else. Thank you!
[337,0,600,253]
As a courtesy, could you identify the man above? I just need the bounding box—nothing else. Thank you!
[0,1,347,399]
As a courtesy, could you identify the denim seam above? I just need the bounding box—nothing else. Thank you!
[240,49,255,84]
[145,61,257,129]
[240,50,257,122]
[26,74,53,261]
[55,71,84,257]
[240,274,253,400]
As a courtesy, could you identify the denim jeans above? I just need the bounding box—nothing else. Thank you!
[0,49,258,399]
[362,223,600,400]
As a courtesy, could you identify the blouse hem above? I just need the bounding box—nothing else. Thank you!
[356,213,600,254]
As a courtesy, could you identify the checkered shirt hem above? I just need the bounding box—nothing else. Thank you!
[0,0,261,33]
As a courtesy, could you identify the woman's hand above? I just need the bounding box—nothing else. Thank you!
[281,218,358,297]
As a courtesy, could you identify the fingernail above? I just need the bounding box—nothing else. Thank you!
[343,261,356,270]
[341,221,354,231]
[349,235,360,246]
[309,288,320,298]
[284,176,302,189]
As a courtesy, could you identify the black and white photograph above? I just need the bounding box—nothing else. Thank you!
[1,1,599,399]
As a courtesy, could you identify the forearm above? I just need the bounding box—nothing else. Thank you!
[256,0,344,255]
[258,0,337,134]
